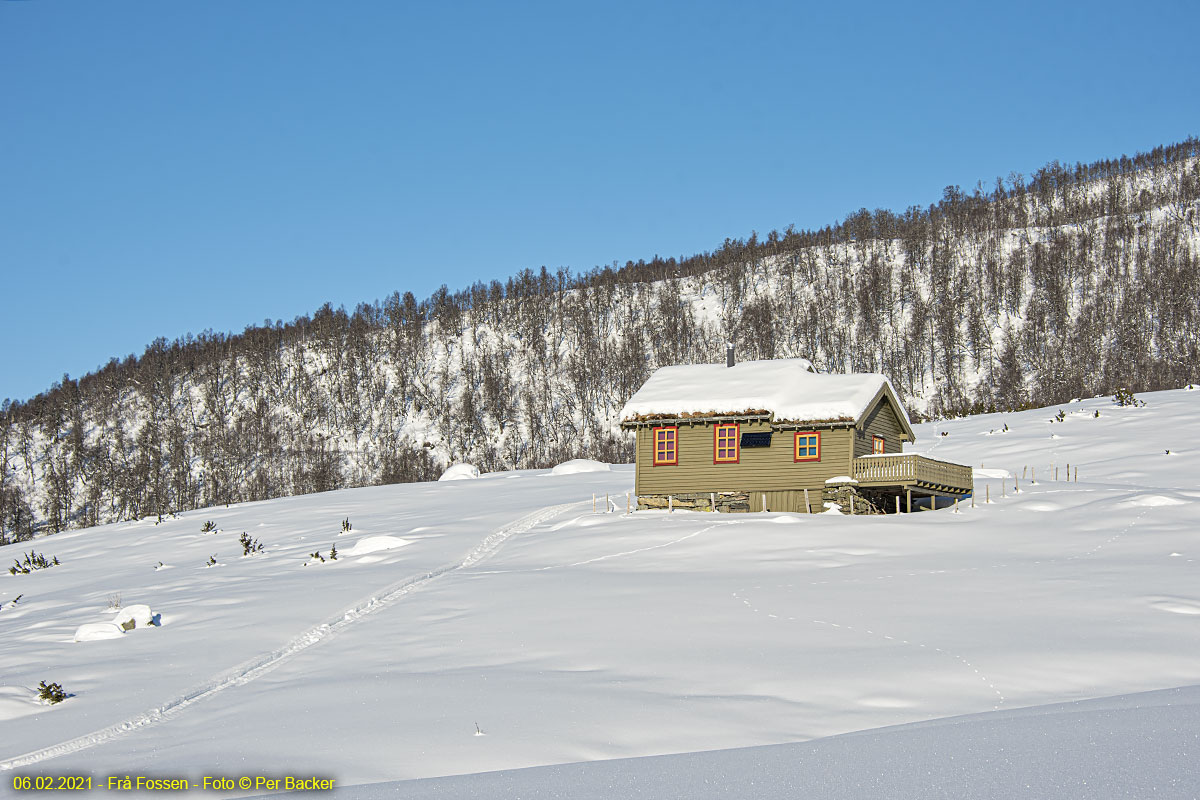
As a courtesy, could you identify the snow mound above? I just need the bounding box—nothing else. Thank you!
[1148,597,1200,615]
[345,536,412,556]
[975,468,1012,479]
[766,515,802,524]
[112,604,155,629]
[550,459,611,475]
[0,686,43,721]
[825,476,858,485]
[438,464,480,481]
[1123,494,1187,507]
[74,622,126,642]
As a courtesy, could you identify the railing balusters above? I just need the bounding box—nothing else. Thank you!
[853,454,970,492]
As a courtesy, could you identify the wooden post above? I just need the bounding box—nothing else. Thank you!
[627,492,631,513]
[1001,481,1006,498]
[711,492,716,512]
[849,489,855,515]
[1023,466,1027,479]
[971,492,974,508]
[1055,466,1058,481]
[1074,466,1077,482]
[986,484,990,503]
[804,488,811,514]
[906,489,911,513]
[592,493,596,513]
[668,495,673,513]
[1015,477,1019,494]
[1031,468,1035,484]
[762,493,768,513]
[895,495,900,515]
[605,493,610,513]
[955,497,960,513]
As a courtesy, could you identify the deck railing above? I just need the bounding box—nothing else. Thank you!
[853,454,973,493]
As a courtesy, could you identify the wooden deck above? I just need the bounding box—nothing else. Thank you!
[853,454,973,495]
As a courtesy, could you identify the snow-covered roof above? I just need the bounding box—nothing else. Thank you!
[619,358,911,431]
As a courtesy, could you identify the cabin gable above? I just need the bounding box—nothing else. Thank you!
[855,393,909,457]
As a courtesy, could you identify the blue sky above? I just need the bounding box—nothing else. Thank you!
[2,0,1198,403]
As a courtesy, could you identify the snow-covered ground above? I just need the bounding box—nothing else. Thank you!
[2,388,1199,797]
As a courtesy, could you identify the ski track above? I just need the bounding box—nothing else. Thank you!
[800,489,1153,589]
[731,587,1007,711]
[0,501,581,772]
[727,497,1159,713]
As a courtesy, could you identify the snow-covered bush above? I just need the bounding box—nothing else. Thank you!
[37,681,67,704]
[550,459,611,475]
[438,464,480,481]
[1113,388,1145,407]
[113,604,156,629]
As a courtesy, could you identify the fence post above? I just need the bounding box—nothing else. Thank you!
[627,493,631,513]
[803,488,811,514]
[895,495,900,515]
[711,492,716,512]
[668,495,673,513]
[762,493,768,513]
[592,493,596,513]
[906,489,911,513]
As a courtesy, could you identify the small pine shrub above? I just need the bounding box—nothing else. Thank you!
[200,520,217,533]
[239,533,264,556]
[205,554,218,567]
[1055,410,1065,422]
[308,551,325,563]
[341,517,352,533]
[1113,388,1145,407]
[329,544,338,561]
[107,593,122,610]
[10,551,58,575]
[1094,409,1101,418]
[37,681,67,704]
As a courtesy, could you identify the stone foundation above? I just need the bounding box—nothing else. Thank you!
[822,482,884,515]
[638,492,751,513]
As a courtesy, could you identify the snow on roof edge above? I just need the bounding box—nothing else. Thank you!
[619,359,910,431]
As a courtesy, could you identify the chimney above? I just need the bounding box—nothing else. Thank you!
[726,341,735,368]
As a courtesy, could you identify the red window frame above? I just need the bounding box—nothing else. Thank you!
[794,431,820,462]
[713,423,740,463]
[652,426,678,466]
[872,435,885,454]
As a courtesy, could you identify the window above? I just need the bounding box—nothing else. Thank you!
[652,427,678,465]
[872,435,885,454]
[794,432,820,462]
[714,423,739,463]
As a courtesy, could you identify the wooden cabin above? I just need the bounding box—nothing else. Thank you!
[619,358,972,513]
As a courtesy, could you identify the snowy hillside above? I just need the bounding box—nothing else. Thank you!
[3,142,1198,539]
[2,387,1198,796]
